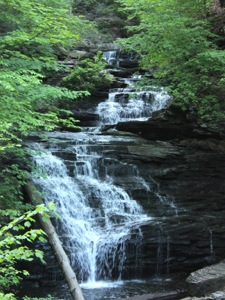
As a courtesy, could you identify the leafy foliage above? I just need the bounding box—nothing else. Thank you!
[0,162,30,214]
[0,0,92,48]
[61,52,112,92]
[0,0,95,152]
[0,203,56,297]
[117,0,225,122]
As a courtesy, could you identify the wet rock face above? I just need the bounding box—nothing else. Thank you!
[102,103,225,278]
[58,129,225,280]
[46,133,225,280]
[112,139,225,279]
[115,104,225,143]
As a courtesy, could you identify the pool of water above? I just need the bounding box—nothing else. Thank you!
[18,274,188,300]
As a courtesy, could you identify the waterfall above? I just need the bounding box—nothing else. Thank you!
[31,136,151,285]
[30,76,172,290]
[96,84,171,125]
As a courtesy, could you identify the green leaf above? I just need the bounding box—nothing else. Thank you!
[24,221,31,228]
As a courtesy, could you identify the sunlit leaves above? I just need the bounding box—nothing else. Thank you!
[0,0,91,48]
[61,52,112,92]
[0,292,17,299]
[0,204,55,291]
[0,0,94,151]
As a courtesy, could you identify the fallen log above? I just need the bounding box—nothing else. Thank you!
[25,183,85,300]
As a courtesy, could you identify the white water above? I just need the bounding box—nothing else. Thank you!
[97,85,171,124]
[102,50,119,66]
[31,140,151,284]
[31,77,171,288]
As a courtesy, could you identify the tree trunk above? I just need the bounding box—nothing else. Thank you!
[25,183,85,300]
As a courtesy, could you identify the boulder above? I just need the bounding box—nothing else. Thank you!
[186,261,225,297]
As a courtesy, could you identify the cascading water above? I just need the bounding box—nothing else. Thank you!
[29,75,175,299]
[102,50,119,67]
[97,84,171,124]
[31,135,151,285]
